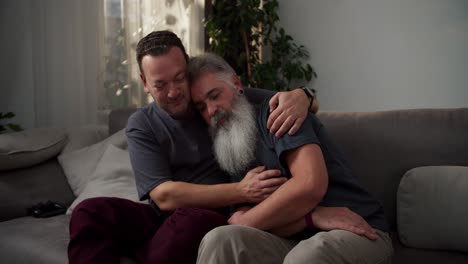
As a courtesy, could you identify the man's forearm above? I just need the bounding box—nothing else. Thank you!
[230,177,322,230]
[229,145,328,231]
[149,166,286,211]
[150,181,245,211]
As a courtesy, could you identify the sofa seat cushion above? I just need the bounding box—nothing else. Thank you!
[0,215,70,264]
[397,166,468,252]
[391,232,468,264]
[0,128,67,171]
[0,214,138,264]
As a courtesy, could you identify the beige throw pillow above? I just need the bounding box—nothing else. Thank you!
[397,166,468,252]
[58,128,127,196]
[0,128,67,171]
[66,143,139,214]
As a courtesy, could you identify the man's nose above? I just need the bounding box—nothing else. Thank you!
[167,84,180,99]
[207,103,218,118]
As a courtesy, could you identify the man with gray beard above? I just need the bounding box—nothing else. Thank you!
[208,92,258,180]
[189,53,394,264]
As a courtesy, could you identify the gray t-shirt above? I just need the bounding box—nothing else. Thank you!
[250,99,388,232]
[126,105,226,198]
[126,88,274,214]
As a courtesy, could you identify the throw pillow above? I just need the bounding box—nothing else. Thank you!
[0,128,67,171]
[58,128,127,196]
[397,166,468,252]
[66,143,139,214]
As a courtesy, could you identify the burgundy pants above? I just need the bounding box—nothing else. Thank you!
[68,197,227,264]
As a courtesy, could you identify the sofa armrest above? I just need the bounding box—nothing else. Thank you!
[0,158,75,222]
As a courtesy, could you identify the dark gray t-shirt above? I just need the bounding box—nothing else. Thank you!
[126,105,226,198]
[251,99,388,232]
[126,88,274,214]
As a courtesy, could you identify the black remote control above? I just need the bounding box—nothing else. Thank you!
[27,201,67,218]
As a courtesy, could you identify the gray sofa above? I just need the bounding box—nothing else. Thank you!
[1,107,467,263]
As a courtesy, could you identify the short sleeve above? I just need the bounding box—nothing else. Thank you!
[244,87,275,105]
[258,99,321,167]
[126,112,171,200]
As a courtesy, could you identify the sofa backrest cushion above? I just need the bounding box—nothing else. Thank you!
[61,125,108,154]
[108,107,137,135]
[0,159,75,221]
[317,108,468,230]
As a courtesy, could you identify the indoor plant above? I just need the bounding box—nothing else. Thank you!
[0,112,23,134]
[205,0,317,91]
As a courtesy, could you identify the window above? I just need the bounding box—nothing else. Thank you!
[100,0,205,110]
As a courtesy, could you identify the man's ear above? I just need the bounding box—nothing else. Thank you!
[140,73,149,93]
[232,75,243,90]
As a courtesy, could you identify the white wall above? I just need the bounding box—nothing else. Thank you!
[278,0,468,112]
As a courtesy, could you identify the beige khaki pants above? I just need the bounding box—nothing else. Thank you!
[197,225,394,264]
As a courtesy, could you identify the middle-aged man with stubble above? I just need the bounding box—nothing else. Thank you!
[188,53,394,264]
[69,31,380,264]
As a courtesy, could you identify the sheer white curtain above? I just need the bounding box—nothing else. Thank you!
[0,0,204,129]
[1,0,103,128]
[33,0,103,127]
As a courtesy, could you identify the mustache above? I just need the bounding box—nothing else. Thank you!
[210,110,230,129]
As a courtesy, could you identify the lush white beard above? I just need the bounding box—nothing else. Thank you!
[210,96,257,176]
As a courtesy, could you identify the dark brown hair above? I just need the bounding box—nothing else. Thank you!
[136,30,189,75]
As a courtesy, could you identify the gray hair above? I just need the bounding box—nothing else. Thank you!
[188,53,237,85]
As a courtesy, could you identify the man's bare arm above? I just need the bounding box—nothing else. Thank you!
[228,144,328,230]
[268,207,378,240]
[150,166,286,211]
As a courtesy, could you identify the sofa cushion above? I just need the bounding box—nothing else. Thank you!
[58,129,127,197]
[108,107,137,135]
[0,214,138,264]
[0,159,74,222]
[61,125,108,154]
[390,232,468,264]
[66,143,139,214]
[0,128,67,171]
[397,166,468,252]
[0,215,70,264]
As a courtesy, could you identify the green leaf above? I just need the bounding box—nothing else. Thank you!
[304,67,312,81]
[7,123,23,132]
[3,112,15,119]
[207,0,316,92]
